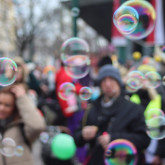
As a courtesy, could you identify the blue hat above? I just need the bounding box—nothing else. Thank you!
[97,65,123,87]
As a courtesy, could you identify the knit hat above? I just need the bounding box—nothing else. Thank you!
[97,64,123,87]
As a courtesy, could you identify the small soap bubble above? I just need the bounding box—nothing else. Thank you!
[161,46,165,53]
[79,87,92,100]
[145,108,165,121]
[58,82,76,100]
[15,146,24,157]
[126,71,145,90]
[40,132,49,143]
[144,71,162,88]
[162,76,165,86]
[0,57,17,86]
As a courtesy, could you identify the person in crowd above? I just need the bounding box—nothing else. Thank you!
[12,57,39,105]
[13,57,43,98]
[54,61,88,164]
[151,83,165,165]
[0,84,46,165]
[125,61,165,165]
[55,61,83,124]
[74,64,150,165]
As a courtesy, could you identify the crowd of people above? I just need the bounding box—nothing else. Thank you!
[0,52,165,165]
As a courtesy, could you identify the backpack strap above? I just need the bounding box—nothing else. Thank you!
[82,104,92,128]
[19,123,31,150]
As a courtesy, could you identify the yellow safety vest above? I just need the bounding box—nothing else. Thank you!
[130,94,161,121]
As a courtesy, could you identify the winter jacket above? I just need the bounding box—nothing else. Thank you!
[155,85,165,158]
[0,95,46,165]
[74,96,150,165]
[55,67,82,117]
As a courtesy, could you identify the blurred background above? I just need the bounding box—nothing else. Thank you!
[0,0,164,66]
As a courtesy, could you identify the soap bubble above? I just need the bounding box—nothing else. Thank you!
[104,139,137,165]
[61,37,89,64]
[119,0,156,40]
[61,38,90,79]
[40,132,49,143]
[0,137,16,157]
[79,87,92,100]
[58,82,76,100]
[113,6,139,34]
[161,46,165,53]
[0,57,17,86]
[144,71,162,88]
[145,108,165,121]
[126,71,145,90]
[15,146,24,157]
[146,116,165,140]
[65,55,90,79]
[162,76,165,86]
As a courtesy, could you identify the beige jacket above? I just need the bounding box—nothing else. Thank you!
[0,95,46,165]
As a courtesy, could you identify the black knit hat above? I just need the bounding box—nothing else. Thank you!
[97,64,123,87]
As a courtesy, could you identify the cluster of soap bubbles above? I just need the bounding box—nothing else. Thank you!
[113,0,156,40]
[40,126,61,144]
[104,139,137,165]
[0,57,17,86]
[145,108,165,140]
[58,82,92,101]
[0,137,24,157]
[61,37,90,79]
[126,70,162,93]
[39,126,61,158]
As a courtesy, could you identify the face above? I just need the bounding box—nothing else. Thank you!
[0,93,15,120]
[100,77,121,99]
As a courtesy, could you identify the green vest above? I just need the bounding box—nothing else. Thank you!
[130,94,161,121]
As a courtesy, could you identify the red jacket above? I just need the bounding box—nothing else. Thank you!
[55,67,82,117]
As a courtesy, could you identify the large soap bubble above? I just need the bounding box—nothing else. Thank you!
[61,38,90,79]
[115,0,156,40]
[0,137,16,157]
[113,6,139,35]
[146,116,165,140]
[104,139,137,165]
[61,37,89,64]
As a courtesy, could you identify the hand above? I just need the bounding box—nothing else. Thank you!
[58,126,71,135]
[152,156,162,165]
[82,126,98,141]
[97,133,111,149]
[11,84,26,98]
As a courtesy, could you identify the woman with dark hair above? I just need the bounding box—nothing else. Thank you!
[0,84,46,165]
